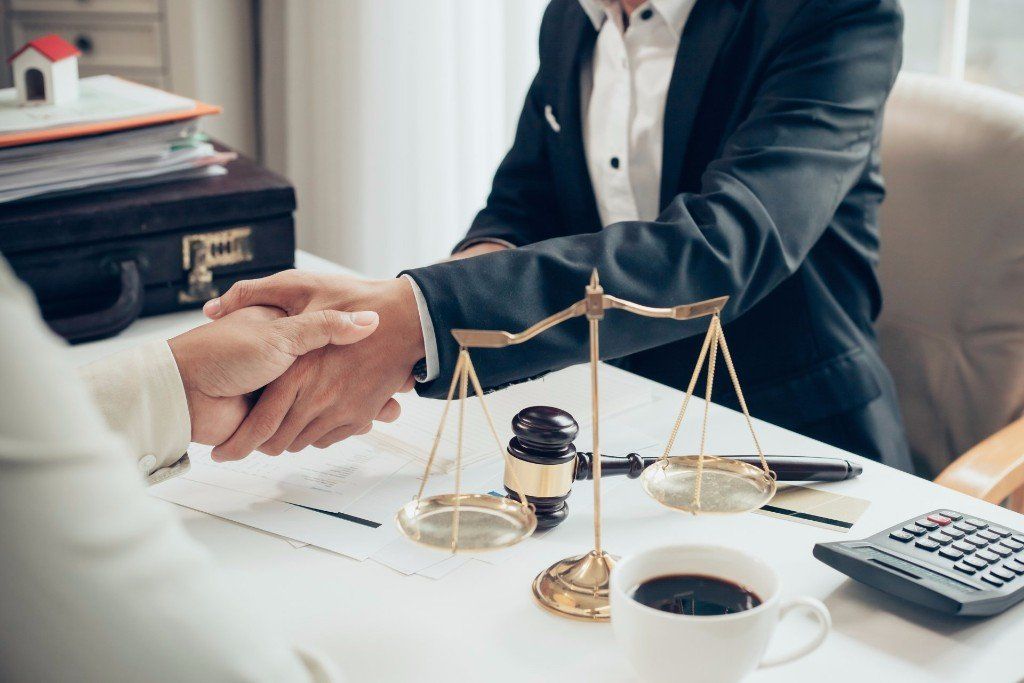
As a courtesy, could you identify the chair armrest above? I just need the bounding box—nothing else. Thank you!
[934,417,1024,504]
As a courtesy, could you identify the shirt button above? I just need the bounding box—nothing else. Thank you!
[610,156,620,169]
[138,454,157,474]
[640,8,654,20]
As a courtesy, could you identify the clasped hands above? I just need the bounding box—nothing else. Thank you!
[168,271,425,462]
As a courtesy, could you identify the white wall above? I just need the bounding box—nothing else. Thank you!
[260,0,547,278]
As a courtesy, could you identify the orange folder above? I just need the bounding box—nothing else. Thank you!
[0,99,221,149]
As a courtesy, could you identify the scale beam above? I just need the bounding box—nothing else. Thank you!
[450,294,728,349]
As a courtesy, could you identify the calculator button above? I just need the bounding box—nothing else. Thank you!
[916,519,939,530]
[989,526,1012,538]
[978,530,1002,543]
[903,524,928,536]
[937,510,963,521]
[977,550,1000,563]
[990,568,1015,582]
[1004,560,1024,575]
[915,538,941,551]
[965,556,989,570]
[981,574,1004,588]
[938,527,965,540]
[963,535,989,548]
[953,561,977,575]
[939,547,964,561]
[928,532,954,545]
[990,544,1014,558]
[965,518,988,529]
[1003,538,1024,552]
[1012,535,1024,545]
[926,514,952,526]
[953,521,977,533]
[952,540,976,554]
[889,530,913,542]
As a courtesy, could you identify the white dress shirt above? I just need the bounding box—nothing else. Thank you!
[0,257,336,682]
[580,0,694,224]
[413,0,692,381]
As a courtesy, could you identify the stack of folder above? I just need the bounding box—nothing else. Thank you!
[0,75,226,203]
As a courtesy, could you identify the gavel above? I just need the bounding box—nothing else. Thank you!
[503,406,863,529]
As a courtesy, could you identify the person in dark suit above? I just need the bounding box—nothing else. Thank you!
[205,0,913,472]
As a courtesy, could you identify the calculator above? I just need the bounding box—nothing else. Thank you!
[813,509,1024,616]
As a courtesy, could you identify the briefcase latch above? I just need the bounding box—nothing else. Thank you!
[179,227,254,303]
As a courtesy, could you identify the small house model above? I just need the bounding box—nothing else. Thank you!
[7,34,81,107]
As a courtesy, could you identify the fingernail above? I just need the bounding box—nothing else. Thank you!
[351,310,378,326]
[204,298,221,317]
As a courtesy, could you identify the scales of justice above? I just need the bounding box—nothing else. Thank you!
[395,271,777,621]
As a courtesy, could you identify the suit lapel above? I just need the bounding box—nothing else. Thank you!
[659,0,743,209]
[555,5,600,233]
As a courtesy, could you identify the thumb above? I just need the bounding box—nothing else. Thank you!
[272,309,379,357]
[205,271,309,319]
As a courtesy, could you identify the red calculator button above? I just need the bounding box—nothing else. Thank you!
[927,514,952,526]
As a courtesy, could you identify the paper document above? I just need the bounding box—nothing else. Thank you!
[755,483,870,532]
[151,477,394,560]
[0,75,195,133]
[369,363,653,472]
[184,440,408,514]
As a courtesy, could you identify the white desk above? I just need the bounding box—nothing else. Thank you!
[70,252,1024,683]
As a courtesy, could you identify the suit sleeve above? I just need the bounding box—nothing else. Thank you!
[405,0,902,397]
[78,340,194,484]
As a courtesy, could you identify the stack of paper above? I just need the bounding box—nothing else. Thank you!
[0,75,224,203]
[149,363,660,580]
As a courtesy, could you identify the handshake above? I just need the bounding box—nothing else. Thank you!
[167,271,426,461]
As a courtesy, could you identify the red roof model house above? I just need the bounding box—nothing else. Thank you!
[7,34,81,107]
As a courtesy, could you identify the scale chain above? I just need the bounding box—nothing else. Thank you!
[660,320,717,461]
[715,323,770,476]
[414,351,466,501]
[464,356,531,508]
[693,315,721,509]
[451,352,469,552]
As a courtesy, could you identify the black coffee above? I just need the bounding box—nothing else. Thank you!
[631,574,761,616]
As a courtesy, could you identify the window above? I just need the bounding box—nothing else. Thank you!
[903,0,1024,96]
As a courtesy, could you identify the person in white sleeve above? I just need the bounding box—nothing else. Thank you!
[0,255,395,681]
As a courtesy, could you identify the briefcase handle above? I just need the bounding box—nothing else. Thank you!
[47,258,144,344]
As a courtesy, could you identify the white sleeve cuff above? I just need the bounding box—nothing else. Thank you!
[401,274,439,382]
[78,339,192,477]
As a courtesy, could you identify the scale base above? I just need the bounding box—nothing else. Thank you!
[532,550,618,621]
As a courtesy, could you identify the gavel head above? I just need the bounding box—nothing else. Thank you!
[504,406,579,529]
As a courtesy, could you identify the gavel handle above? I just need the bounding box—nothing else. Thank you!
[574,453,862,482]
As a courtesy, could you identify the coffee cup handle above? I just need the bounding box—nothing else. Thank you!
[758,596,832,668]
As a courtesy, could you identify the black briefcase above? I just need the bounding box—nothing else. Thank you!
[0,147,296,343]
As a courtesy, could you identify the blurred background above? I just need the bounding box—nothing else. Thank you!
[1,0,1020,277]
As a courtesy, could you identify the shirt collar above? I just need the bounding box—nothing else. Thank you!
[577,0,695,40]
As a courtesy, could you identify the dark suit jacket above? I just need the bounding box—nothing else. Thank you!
[403,0,912,470]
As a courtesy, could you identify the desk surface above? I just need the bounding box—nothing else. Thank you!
[69,252,1024,683]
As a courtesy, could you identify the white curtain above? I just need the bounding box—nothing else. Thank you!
[260,0,548,277]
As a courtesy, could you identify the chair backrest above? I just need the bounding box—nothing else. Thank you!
[878,72,1024,478]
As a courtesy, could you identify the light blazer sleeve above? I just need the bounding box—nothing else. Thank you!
[78,339,193,484]
[403,0,901,397]
[0,259,338,682]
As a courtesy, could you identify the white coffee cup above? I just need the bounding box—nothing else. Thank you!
[610,544,831,683]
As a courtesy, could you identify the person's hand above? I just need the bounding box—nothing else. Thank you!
[167,304,396,457]
[201,271,425,459]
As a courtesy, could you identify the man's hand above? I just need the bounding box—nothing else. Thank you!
[167,304,397,459]
[202,271,425,459]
